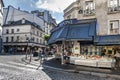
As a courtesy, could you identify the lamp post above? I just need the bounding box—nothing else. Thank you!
[25,35,29,60]
[29,37,34,62]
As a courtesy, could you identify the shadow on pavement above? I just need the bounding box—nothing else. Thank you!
[43,58,120,75]
[0,52,26,56]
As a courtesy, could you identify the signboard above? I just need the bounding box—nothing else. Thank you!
[73,41,80,54]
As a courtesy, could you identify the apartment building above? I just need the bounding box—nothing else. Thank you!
[3,6,57,53]
[55,0,120,65]
[64,0,120,35]
[48,0,120,64]
[0,0,4,53]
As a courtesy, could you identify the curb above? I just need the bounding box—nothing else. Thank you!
[21,57,120,79]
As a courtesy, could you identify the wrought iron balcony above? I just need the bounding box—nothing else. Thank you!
[108,6,120,13]
[110,28,119,35]
[83,9,95,16]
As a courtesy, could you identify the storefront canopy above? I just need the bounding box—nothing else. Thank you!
[94,35,120,45]
[48,19,96,44]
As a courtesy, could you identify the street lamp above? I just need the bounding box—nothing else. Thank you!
[29,37,34,62]
[25,35,29,60]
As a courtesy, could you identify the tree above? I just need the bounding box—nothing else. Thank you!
[44,34,50,41]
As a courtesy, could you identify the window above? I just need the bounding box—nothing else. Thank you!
[67,15,71,19]
[109,20,119,34]
[110,23,113,29]
[11,36,14,42]
[37,31,39,36]
[40,39,41,43]
[17,36,19,42]
[6,37,8,42]
[22,18,25,24]
[110,0,119,7]
[32,37,34,42]
[85,1,94,10]
[40,33,42,37]
[11,29,14,33]
[6,29,9,34]
[37,38,39,43]
[17,29,20,32]
[108,0,119,12]
[84,1,95,15]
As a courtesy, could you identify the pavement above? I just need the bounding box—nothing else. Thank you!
[1,55,116,80]
[22,55,120,79]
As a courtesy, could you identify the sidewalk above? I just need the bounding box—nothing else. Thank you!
[22,56,120,79]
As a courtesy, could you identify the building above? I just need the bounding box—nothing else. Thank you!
[0,0,4,53]
[48,0,120,67]
[3,6,57,53]
[64,0,120,35]
[31,10,57,34]
[63,0,120,59]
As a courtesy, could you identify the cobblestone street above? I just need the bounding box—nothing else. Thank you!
[0,55,119,80]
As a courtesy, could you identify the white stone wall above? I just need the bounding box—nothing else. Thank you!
[3,25,31,42]
[2,25,44,44]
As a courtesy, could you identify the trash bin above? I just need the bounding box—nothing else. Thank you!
[33,52,38,57]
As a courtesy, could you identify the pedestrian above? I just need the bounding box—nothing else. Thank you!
[44,47,49,60]
[38,48,42,59]
[63,48,68,64]
[114,50,120,68]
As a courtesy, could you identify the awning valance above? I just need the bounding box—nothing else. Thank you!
[94,35,120,45]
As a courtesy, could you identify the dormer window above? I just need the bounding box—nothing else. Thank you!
[22,18,25,24]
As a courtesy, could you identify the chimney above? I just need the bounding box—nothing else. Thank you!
[18,7,20,10]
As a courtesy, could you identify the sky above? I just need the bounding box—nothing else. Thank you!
[3,0,76,23]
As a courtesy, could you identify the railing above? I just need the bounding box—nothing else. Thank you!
[110,28,119,35]
[83,9,95,16]
[108,6,120,13]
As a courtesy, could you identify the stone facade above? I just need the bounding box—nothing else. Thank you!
[3,6,57,52]
[64,0,120,35]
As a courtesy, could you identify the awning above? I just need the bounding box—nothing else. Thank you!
[48,19,96,44]
[94,35,120,45]
[66,22,96,41]
[48,26,68,44]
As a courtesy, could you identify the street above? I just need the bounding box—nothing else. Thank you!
[0,55,119,80]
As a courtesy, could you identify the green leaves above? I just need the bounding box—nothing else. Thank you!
[44,34,50,41]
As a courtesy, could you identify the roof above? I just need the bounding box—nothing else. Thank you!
[94,35,120,45]
[48,18,96,44]
[3,19,44,32]
[1,0,4,7]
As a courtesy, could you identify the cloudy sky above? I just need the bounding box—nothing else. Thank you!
[3,0,76,23]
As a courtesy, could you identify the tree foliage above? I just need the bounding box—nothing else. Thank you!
[44,34,50,41]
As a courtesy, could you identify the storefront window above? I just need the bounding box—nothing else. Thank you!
[95,47,97,55]
[90,47,92,55]
[85,47,88,55]
[99,47,102,56]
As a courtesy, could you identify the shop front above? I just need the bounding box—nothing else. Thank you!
[48,19,116,68]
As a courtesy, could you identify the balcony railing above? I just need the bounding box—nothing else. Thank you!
[110,28,119,35]
[84,9,95,16]
[108,6,120,13]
